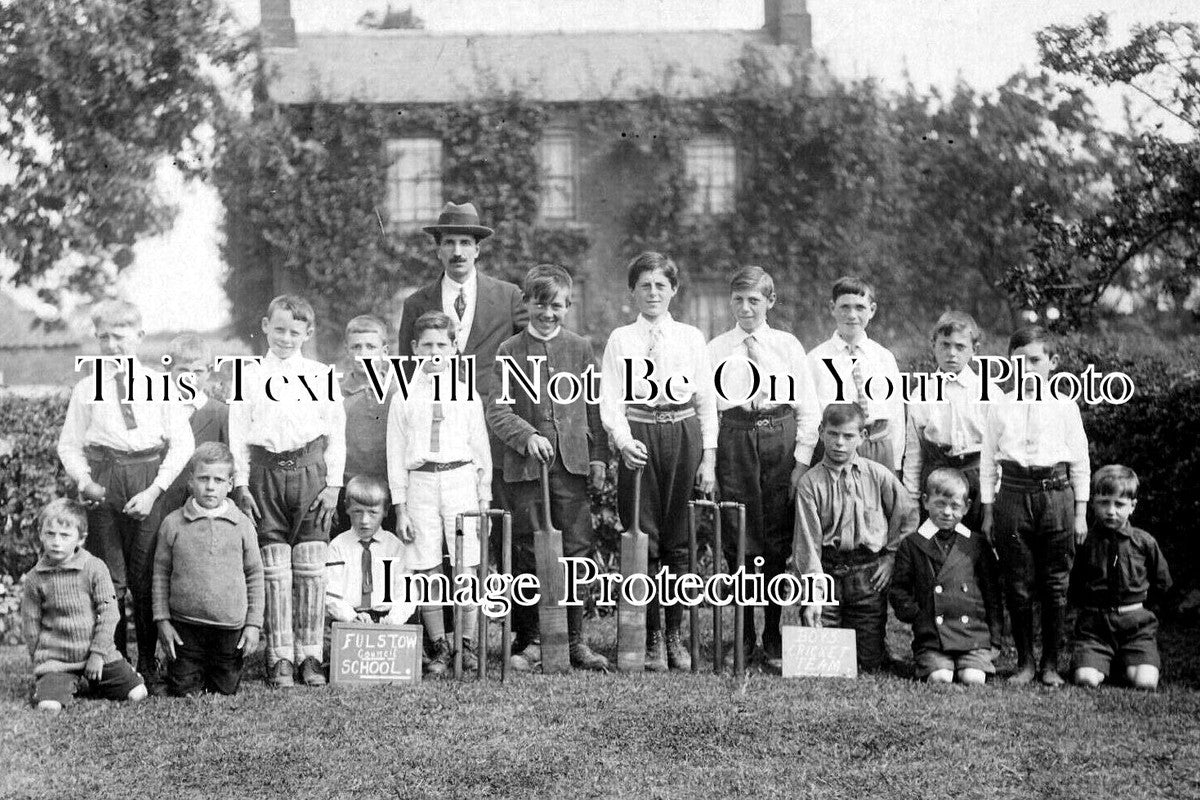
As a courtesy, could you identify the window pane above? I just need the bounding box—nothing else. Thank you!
[684,135,736,215]
[539,131,576,220]
[386,138,443,222]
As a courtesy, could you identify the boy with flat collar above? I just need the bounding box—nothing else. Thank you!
[600,251,718,671]
[891,468,1002,685]
[807,276,905,471]
[388,311,491,676]
[486,264,609,672]
[230,294,346,689]
[902,311,987,532]
[792,403,917,672]
[707,265,820,668]
[57,299,194,687]
[980,325,1090,687]
[21,499,148,711]
[1070,465,1171,690]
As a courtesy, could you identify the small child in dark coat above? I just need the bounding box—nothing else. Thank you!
[891,468,1003,684]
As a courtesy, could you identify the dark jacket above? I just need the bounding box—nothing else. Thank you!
[890,521,1003,654]
[1069,524,1172,609]
[485,329,609,483]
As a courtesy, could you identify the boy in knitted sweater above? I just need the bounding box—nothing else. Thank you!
[21,499,148,711]
[153,442,264,695]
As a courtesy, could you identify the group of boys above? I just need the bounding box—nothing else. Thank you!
[20,201,1172,710]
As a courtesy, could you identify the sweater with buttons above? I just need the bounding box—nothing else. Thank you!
[21,549,122,675]
[152,499,264,629]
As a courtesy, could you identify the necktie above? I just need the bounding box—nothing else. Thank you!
[848,345,868,414]
[1023,403,1039,457]
[113,371,137,430]
[430,400,444,452]
[837,467,868,552]
[745,334,765,411]
[454,288,467,320]
[360,540,374,610]
[647,325,663,361]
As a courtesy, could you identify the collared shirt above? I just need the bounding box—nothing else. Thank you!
[599,314,719,452]
[902,367,986,494]
[386,369,492,503]
[807,332,906,469]
[917,519,972,550]
[1069,523,1172,609]
[325,529,415,624]
[227,351,347,488]
[978,390,1090,503]
[57,361,195,493]
[792,455,916,575]
[526,324,561,341]
[708,322,821,464]
[442,270,479,351]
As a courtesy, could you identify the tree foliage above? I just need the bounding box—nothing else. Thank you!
[1007,14,1200,330]
[0,0,244,308]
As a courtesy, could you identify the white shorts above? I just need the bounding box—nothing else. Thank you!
[404,466,481,571]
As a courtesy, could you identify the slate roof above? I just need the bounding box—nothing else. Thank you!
[0,291,80,349]
[264,29,799,104]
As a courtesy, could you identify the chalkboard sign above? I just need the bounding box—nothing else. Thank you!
[329,622,423,686]
[780,625,857,678]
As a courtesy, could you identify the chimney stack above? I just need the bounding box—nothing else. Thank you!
[260,0,296,48]
[765,0,812,51]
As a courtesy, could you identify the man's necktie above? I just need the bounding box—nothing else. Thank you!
[454,288,467,320]
[360,540,374,610]
[647,325,663,361]
[745,334,764,411]
[430,401,444,452]
[838,467,867,552]
[848,345,867,414]
[113,371,137,430]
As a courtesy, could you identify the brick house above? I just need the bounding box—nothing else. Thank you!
[256,0,813,339]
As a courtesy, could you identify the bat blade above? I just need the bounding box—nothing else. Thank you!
[616,530,649,673]
[534,529,570,674]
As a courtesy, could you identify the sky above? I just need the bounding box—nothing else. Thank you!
[20,0,1198,332]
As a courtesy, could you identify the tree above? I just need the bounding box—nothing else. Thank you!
[0,0,245,309]
[357,5,425,31]
[1006,14,1200,330]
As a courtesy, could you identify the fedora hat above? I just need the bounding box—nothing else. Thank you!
[422,202,494,241]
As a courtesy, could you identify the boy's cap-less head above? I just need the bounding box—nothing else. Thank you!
[423,202,493,241]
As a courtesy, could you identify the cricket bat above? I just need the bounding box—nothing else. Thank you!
[617,467,648,673]
[533,462,570,674]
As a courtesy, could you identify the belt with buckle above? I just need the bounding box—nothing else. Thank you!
[84,444,166,465]
[999,461,1070,493]
[627,406,696,425]
[250,437,327,470]
[722,405,791,429]
[931,449,981,469]
[413,460,471,473]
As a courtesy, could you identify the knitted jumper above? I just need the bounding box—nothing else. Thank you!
[21,549,121,675]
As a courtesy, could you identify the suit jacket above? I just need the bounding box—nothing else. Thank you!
[164,397,229,510]
[397,272,526,463]
[890,522,1003,654]
[486,329,609,483]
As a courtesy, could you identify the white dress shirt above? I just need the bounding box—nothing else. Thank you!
[441,270,478,351]
[325,529,415,624]
[227,351,347,488]
[902,366,986,494]
[979,390,1090,503]
[386,368,492,504]
[57,360,195,492]
[599,314,719,453]
[707,322,821,464]
[808,332,906,468]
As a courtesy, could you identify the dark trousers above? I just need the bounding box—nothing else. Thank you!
[994,477,1075,666]
[84,452,167,668]
[506,453,593,643]
[168,620,245,696]
[821,551,888,671]
[250,440,329,546]
[617,414,703,633]
[717,408,795,649]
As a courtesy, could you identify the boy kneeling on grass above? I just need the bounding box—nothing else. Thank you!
[21,499,148,711]
[1070,465,1172,691]
[153,442,263,696]
[890,468,1003,685]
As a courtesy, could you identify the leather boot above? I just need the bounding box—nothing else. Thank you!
[665,627,691,672]
[1039,603,1066,688]
[568,607,609,671]
[1008,606,1036,685]
[644,630,667,673]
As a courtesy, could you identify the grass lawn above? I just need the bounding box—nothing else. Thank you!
[3,615,1199,799]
